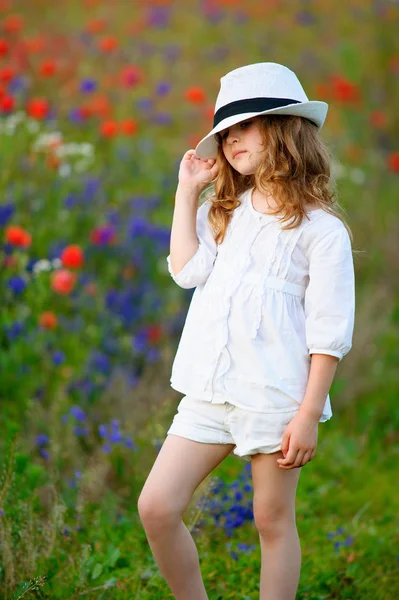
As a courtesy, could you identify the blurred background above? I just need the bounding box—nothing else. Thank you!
[0,0,398,598]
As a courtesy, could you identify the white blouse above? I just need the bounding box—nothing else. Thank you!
[166,187,355,422]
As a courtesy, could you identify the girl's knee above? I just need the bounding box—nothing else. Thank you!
[137,490,183,531]
[253,505,295,540]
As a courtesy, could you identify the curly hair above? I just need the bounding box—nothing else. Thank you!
[201,114,353,247]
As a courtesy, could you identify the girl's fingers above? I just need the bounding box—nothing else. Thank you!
[185,150,216,162]
[185,151,201,161]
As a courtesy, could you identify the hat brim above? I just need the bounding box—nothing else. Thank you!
[194,100,328,159]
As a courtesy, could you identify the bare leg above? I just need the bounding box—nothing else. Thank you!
[145,517,208,600]
[251,451,302,600]
[258,521,301,599]
[138,434,235,599]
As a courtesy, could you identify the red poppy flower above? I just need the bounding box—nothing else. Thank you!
[26,98,49,119]
[2,13,23,34]
[120,118,138,135]
[39,311,58,329]
[0,38,8,56]
[61,245,84,269]
[185,86,206,104]
[120,65,144,87]
[5,225,31,247]
[51,269,77,295]
[0,65,15,83]
[330,74,361,103]
[39,59,57,77]
[387,152,399,173]
[0,94,14,112]
[100,120,118,137]
[98,35,118,52]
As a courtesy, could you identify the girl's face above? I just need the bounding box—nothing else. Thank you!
[216,116,265,174]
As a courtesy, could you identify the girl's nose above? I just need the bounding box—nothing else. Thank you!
[226,129,240,143]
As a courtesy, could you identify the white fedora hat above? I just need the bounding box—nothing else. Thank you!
[195,62,329,160]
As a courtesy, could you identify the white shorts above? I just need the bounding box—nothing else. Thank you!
[166,395,300,463]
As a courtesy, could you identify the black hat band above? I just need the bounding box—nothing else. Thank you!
[213,97,302,129]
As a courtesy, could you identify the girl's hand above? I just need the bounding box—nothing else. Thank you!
[178,149,219,191]
[277,412,319,470]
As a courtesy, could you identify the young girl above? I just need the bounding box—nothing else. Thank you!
[138,62,356,600]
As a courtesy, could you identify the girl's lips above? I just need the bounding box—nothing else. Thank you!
[233,151,246,158]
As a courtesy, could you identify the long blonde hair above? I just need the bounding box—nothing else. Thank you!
[201,114,353,247]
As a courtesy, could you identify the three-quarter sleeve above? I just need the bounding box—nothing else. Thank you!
[304,225,355,361]
[166,199,218,289]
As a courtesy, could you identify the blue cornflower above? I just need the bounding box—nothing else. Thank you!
[0,202,14,226]
[70,405,86,422]
[52,350,65,366]
[8,275,27,295]
[80,78,97,93]
[36,433,49,446]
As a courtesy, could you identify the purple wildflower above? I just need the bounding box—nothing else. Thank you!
[52,350,65,366]
[0,203,14,226]
[98,424,108,438]
[39,448,50,460]
[3,321,24,341]
[70,405,86,422]
[7,275,27,295]
[36,433,49,446]
[80,78,97,93]
[155,81,171,96]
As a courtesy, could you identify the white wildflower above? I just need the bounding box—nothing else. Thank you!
[58,163,72,178]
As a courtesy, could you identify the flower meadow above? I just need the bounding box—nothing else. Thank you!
[0,0,398,598]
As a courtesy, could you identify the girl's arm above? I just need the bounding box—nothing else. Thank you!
[167,185,218,289]
[298,353,339,421]
[301,225,356,420]
[304,225,355,361]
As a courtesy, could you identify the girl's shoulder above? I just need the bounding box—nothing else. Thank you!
[304,208,346,229]
[299,209,350,252]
